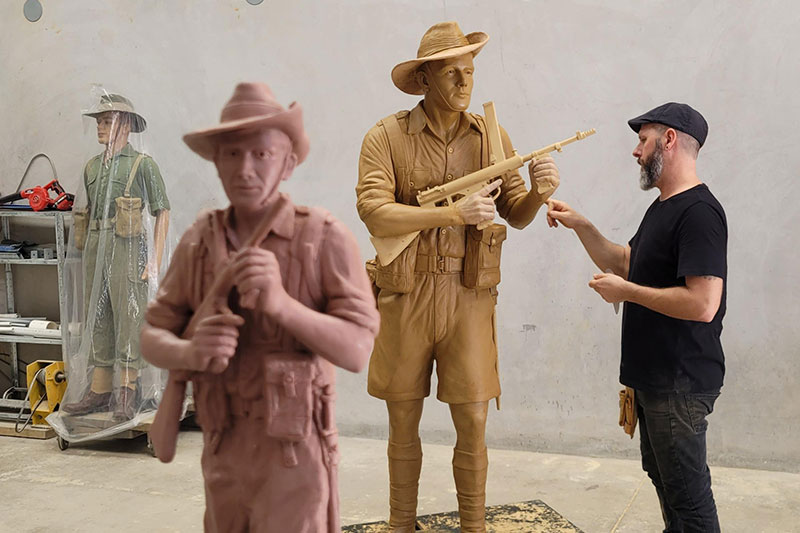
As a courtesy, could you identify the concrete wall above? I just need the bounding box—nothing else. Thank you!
[1,1,797,472]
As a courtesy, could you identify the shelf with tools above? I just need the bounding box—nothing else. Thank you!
[0,335,62,345]
[0,258,59,266]
[0,210,69,420]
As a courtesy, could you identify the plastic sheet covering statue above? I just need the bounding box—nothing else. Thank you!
[48,87,172,442]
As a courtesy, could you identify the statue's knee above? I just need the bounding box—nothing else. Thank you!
[387,400,423,441]
[451,403,488,449]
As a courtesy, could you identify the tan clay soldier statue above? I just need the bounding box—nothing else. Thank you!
[141,83,380,532]
[356,22,560,532]
[62,94,170,421]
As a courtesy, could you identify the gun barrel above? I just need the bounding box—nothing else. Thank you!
[522,129,596,163]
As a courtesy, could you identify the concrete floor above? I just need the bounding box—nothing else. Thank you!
[0,431,798,532]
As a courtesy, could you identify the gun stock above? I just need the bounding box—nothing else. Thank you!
[148,372,189,462]
[371,231,420,266]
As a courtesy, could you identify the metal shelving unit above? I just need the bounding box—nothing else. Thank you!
[0,210,68,401]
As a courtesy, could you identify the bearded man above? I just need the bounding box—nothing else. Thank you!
[547,102,726,533]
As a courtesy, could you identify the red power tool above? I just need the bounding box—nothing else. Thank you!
[0,180,74,211]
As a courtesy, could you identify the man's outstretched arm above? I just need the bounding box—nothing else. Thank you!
[546,198,630,278]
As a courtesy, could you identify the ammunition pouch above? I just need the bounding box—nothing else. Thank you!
[72,207,89,250]
[114,152,145,238]
[463,223,507,289]
[365,259,380,300]
[263,355,337,468]
[264,357,316,444]
[114,196,144,237]
[372,233,419,294]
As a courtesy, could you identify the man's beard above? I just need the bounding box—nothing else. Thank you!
[639,140,663,190]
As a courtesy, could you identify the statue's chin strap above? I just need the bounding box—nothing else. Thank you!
[429,76,465,113]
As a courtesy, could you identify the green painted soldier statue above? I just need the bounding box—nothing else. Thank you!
[61,93,170,422]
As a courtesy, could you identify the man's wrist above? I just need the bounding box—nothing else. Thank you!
[623,280,641,304]
[571,217,593,235]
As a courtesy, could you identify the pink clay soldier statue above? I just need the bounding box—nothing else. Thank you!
[140,82,380,532]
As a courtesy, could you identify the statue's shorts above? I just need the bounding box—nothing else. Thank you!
[368,271,500,404]
[201,402,334,533]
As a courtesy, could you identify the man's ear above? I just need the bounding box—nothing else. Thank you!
[663,128,678,151]
[415,67,429,93]
[282,151,298,181]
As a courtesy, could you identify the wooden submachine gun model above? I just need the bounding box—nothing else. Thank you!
[370,102,596,266]
[147,206,284,463]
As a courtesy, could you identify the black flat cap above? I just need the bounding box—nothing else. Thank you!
[628,102,708,148]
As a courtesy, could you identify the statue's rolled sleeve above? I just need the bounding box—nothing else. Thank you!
[356,125,397,221]
[319,219,380,336]
[141,156,171,215]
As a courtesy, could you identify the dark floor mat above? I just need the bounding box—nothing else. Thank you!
[344,499,583,532]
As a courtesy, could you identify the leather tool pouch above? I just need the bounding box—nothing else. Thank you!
[373,234,420,294]
[264,358,316,444]
[618,386,637,438]
[114,196,143,237]
[72,207,89,250]
[463,223,507,289]
[114,153,145,238]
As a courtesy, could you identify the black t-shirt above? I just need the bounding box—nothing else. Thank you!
[621,184,727,393]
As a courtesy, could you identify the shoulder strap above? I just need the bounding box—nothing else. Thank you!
[289,206,330,306]
[281,206,330,351]
[124,154,145,197]
[380,112,412,178]
[472,113,490,169]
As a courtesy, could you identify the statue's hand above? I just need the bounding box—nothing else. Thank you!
[183,313,244,373]
[528,154,560,201]
[456,179,502,225]
[141,260,158,281]
[231,247,291,319]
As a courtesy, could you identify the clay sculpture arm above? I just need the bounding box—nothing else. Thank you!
[356,122,500,250]
[370,129,596,265]
[231,219,379,373]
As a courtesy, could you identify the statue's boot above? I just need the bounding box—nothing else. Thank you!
[61,390,112,415]
[453,447,488,533]
[388,438,422,532]
[112,386,137,422]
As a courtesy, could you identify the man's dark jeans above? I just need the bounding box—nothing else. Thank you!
[636,389,721,533]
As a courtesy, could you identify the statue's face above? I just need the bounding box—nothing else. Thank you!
[95,112,130,146]
[214,128,296,212]
[419,54,475,112]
